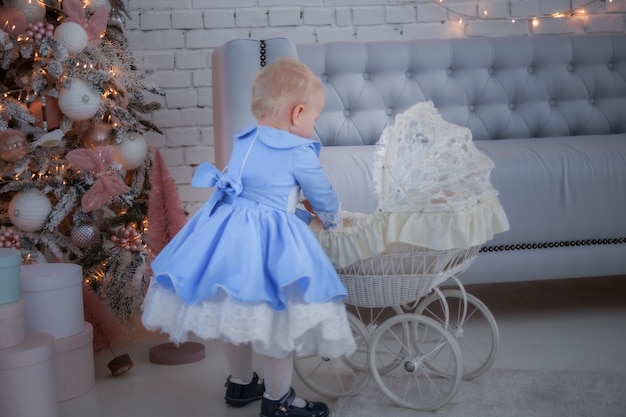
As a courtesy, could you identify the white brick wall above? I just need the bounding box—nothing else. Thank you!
[124,0,626,212]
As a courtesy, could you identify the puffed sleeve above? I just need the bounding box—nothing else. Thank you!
[292,144,342,230]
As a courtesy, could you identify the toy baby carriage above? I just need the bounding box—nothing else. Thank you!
[294,101,510,410]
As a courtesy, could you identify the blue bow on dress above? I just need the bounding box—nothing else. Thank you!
[191,162,242,198]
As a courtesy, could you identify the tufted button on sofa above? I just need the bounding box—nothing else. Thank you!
[212,34,626,285]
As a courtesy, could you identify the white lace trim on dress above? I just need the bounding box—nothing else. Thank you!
[141,281,356,359]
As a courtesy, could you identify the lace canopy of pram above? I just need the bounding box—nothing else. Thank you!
[316,101,510,270]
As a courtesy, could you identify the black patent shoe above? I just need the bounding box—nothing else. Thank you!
[260,387,329,417]
[224,372,265,407]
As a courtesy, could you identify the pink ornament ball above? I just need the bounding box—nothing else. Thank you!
[29,95,62,130]
[0,7,28,37]
[0,129,28,162]
[83,123,115,148]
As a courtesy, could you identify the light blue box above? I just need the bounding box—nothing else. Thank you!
[0,248,21,305]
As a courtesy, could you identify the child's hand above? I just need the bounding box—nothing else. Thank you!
[309,217,323,231]
[301,199,314,213]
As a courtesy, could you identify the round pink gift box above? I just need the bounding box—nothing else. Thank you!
[0,332,59,417]
[0,297,26,349]
[54,321,95,401]
[20,263,85,339]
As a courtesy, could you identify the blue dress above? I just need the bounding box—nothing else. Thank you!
[141,125,356,359]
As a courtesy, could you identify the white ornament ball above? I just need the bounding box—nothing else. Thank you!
[54,21,88,55]
[8,189,52,232]
[8,0,46,23]
[83,0,110,13]
[114,134,148,170]
[58,78,101,121]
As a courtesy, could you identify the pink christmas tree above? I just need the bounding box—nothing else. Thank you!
[147,149,188,257]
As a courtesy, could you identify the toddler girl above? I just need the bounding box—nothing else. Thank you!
[141,58,355,417]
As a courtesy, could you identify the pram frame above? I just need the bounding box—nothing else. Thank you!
[294,243,499,411]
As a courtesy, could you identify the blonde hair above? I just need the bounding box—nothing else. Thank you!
[251,58,322,120]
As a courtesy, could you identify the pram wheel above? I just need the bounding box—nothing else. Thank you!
[294,312,371,398]
[415,288,499,380]
[368,313,463,411]
[347,305,406,374]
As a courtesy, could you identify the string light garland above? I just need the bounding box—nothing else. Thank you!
[428,0,603,26]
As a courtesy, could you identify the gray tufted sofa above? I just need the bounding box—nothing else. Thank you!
[211,34,626,285]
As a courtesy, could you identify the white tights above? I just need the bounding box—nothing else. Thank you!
[224,342,306,406]
[224,342,255,384]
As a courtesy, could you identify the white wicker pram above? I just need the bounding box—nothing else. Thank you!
[294,102,510,411]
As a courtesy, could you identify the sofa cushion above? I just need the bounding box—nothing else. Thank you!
[479,134,626,246]
[298,35,626,148]
[319,146,377,213]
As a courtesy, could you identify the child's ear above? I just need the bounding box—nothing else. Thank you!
[290,104,305,126]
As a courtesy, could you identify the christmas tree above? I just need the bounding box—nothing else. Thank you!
[0,0,164,335]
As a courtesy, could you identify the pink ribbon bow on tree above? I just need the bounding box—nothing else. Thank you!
[66,146,130,213]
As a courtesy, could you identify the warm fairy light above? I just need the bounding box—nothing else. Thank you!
[429,0,599,25]
[84,262,106,285]
[3,20,16,33]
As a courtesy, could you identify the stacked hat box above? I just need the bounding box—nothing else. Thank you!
[0,332,58,417]
[0,252,95,417]
[0,248,58,417]
[0,249,27,349]
[21,263,86,339]
[0,297,26,349]
[0,247,21,304]
[21,263,96,402]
